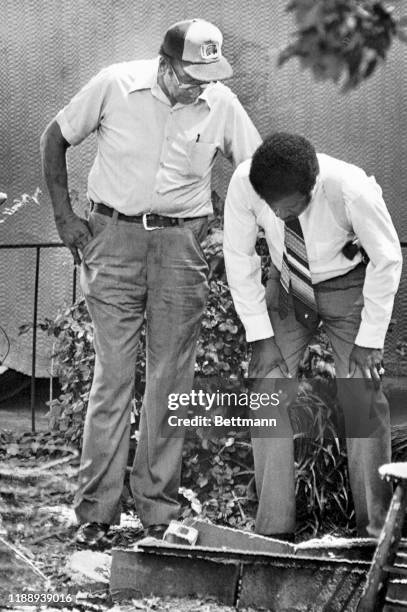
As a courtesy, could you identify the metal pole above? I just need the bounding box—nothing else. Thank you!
[72,265,77,304]
[31,246,41,433]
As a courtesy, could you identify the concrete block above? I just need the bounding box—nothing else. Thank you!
[239,559,367,611]
[295,535,376,562]
[110,547,240,605]
[112,536,371,610]
[183,519,377,562]
[110,521,377,611]
[183,518,294,555]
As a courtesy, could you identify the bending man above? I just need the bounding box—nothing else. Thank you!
[224,132,402,538]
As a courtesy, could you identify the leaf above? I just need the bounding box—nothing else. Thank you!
[363,56,378,79]
[197,475,209,488]
[30,442,40,454]
[18,323,32,335]
[279,0,398,89]
[191,499,202,514]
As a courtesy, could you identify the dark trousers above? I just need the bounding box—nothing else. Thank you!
[75,209,208,527]
[253,263,392,537]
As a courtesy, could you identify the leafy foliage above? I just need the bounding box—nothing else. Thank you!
[0,430,76,462]
[291,386,352,536]
[279,0,406,90]
[181,432,257,530]
[41,299,96,448]
[196,279,247,378]
[0,188,41,226]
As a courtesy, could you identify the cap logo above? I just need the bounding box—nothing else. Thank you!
[200,41,219,61]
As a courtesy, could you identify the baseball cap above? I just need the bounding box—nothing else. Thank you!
[160,19,233,82]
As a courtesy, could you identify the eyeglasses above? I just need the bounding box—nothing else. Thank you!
[169,64,209,91]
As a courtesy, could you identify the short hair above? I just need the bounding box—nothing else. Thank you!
[249,132,319,200]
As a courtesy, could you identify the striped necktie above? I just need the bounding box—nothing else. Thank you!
[278,217,320,330]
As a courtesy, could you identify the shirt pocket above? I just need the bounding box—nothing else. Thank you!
[187,141,217,178]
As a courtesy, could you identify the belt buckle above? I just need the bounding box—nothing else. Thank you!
[142,213,162,231]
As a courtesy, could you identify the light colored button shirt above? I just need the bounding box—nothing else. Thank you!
[224,154,402,348]
[56,58,261,217]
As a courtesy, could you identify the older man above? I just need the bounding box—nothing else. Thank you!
[224,132,402,539]
[41,18,261,546]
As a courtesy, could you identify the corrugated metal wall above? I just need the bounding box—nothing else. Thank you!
[0,0,406,375]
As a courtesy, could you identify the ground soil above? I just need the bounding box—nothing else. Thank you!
[0,379,253,612]
[0,437,245,612]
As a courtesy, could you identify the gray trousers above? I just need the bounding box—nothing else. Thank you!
[253,263,392,537]
[75,209,208,527]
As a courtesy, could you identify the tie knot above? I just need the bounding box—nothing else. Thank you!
[285,217,302,234]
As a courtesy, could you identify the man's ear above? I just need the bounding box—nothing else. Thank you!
[157,56,167,77]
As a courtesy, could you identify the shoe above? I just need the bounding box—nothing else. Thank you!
[75,522,111,548]
[111,526,145,548]
[144,524,168,540]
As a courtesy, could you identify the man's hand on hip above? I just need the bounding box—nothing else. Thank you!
[56,212,92,266]
[348,345,384,385]
[249,337,291,378]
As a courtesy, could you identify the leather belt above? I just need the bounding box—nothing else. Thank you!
[91,202,206,230]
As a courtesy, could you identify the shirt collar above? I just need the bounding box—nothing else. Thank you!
[297,170,321,221]
[311,171,321,200]
[198,85,213,109]
[128,57,160,93]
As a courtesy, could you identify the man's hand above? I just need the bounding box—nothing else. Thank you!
[40,120,89,265]
[55,212,92,266]
[249,337,291,378]
[348,344,384,385]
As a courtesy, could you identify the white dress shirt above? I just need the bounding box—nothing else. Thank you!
[56,58,261,216]
[224,154,402,348]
